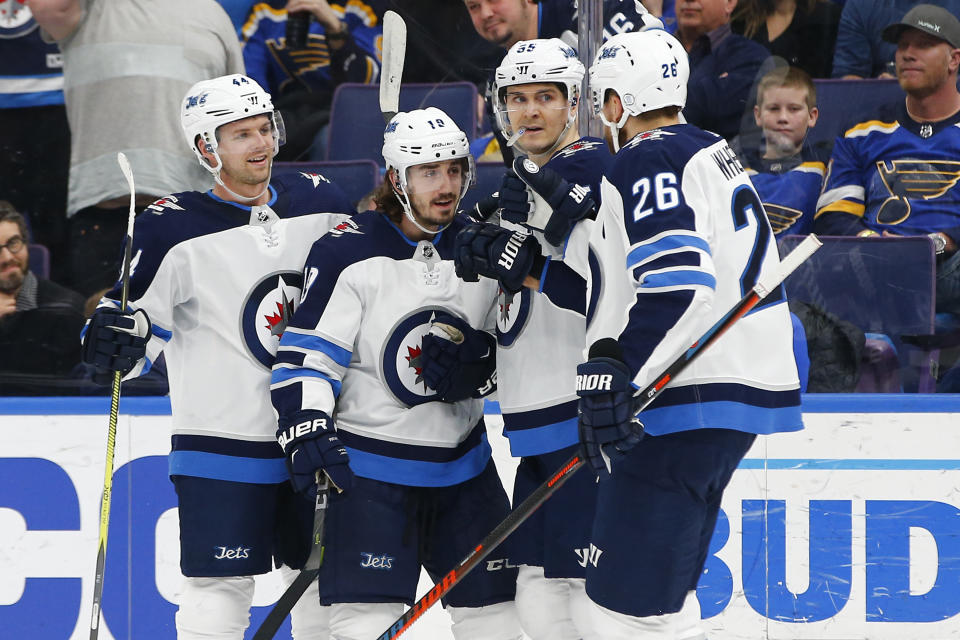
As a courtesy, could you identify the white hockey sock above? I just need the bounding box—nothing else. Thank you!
[279,564,330,639]
[578,594,681,640]
[447,601,523,640]
[676,590,707,640]
[515,564,584,640]
[175,575,254,640]
[328,602,404,640]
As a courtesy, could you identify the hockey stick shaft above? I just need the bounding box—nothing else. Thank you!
[379,10,406,123]
[375,233,822,640]
[89,153,138,640]
[252,477,331,640]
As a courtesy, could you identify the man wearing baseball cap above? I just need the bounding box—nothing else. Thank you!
[815,3,960,353]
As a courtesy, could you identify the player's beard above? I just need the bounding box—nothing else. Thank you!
[0,256,27,294]
[412,191,459,230]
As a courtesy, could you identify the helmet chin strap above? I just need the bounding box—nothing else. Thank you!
[213,169,272,203]
[394,183,453,236]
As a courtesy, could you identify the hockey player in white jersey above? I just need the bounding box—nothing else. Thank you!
[568,30,804,640]
[269,107,523,640]
[79,74,353,640]
[455,37,611,640]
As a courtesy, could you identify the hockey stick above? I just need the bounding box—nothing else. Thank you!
[375,233,823,640]
[380,10,406,123]
[251,476,331,640]
[88,152,138,640]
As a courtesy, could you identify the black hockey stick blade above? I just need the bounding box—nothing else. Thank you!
[252,478,330,640]
[374,234,822,640]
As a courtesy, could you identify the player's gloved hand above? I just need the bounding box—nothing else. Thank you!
[421,313,497,402]
[472,191,501,222]
[81,307,152,383]
[633,0,666,30]
[453,223,544,294]
[498,171,534,224]
[576,344,644,478]
[276,410,354,495]
[510,156,596,247]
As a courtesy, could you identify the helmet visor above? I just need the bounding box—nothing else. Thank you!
[402,157,474,203]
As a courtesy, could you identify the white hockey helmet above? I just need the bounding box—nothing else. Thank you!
[382,107,476,233]
[180,74,285,175]
[589,30,688,149]
[493,38,585,153]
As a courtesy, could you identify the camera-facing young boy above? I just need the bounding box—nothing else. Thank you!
[741,67,828,237]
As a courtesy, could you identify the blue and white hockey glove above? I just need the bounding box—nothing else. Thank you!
[576,340,644,477]
[453,223,544,294]
[276,410,354,495]
[421,314,497,402]
[472,191,501,222]
[508,156,596,247]
[81,307,152,383]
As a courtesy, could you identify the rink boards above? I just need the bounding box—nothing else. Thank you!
[2,394,960,639]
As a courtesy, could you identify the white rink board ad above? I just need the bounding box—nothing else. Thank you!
[2,395,960,639]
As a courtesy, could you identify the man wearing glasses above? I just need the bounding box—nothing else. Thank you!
[0,200,86,374]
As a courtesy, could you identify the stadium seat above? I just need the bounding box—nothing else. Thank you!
[273,160,381,208]
[326,82,479,164]
[778,235,936,392]
[459,161,508,216]
[807,79,904,151]
[28,243,50,280]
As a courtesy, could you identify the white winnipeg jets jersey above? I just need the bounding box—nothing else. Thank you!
[271,211,500,488]
[586,124,803,437]
[94,172,352,483]
[495,138,612,457]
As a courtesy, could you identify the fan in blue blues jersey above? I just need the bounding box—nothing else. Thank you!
[456,36,612,640]
[566,30,803,639]
[79,74,353,639]
[270,107,523,640]
[738,67,827,237]
[815,4,960,318]
[241,0,384,159]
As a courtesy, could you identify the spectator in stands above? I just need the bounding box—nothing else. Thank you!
[26,0,243,298]
[816,4,960,317]
[0,201,86,375]
[677,0,772,141]
[731,0,841,78]
[832,0,960,79]
[0,3,70,282]
[241,0,383,161]
[737,67,827,236]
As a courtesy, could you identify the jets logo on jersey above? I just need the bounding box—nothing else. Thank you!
[496,287,532,347]
[555,140,605,159]
[875,159,960,225]
[145,195,185,215]
[624,129,676,150]
[299,171,331,188]
[241,270,305,369]
[382,307,450,406]
[1,2,37,34]
[330,219,364,237]
[762,203,803,235]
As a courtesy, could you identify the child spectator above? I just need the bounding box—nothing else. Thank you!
[738,67,827,236]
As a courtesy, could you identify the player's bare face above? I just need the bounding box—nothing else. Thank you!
[0,221,28,294]
[464,0,532,47]
[504,83,572,156]
[215,115,275,193]
[895,30,959,97]
[754,86,817,159]
[406,159,465,229]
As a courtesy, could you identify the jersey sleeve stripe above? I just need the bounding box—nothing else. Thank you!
[278,331,352,368]
[270,366,343,397]
[626,233,712,271]
[815,199,866,219]
[638,269,717,291]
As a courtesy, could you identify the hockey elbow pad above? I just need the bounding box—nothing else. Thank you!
[421,314,497,402]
